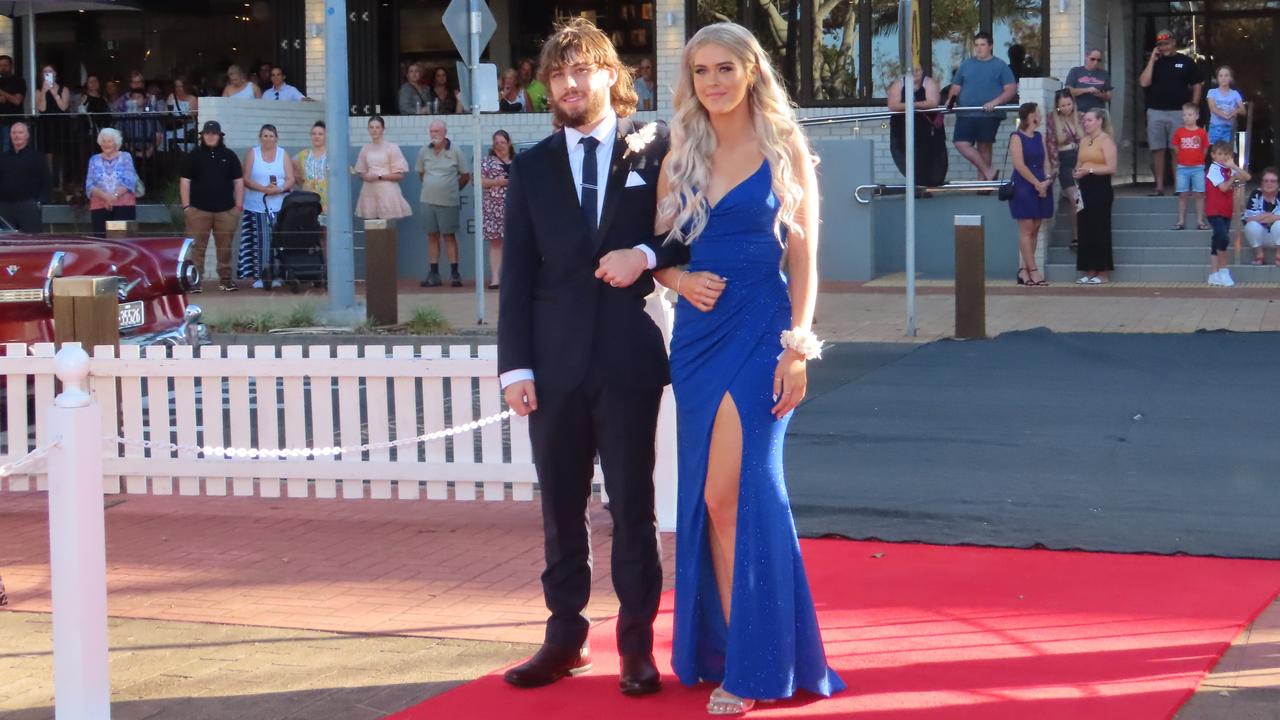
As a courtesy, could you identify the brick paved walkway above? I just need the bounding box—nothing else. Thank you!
[2,493,668,646]
[1,493,661,718]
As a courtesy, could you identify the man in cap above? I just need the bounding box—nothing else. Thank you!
[1139,30,1203,196]
[179,120,244,291]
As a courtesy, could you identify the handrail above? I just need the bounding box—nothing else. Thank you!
[853,180,1006,204]
[800,104,1021,127]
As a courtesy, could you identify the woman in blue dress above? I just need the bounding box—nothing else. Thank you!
[1008,102,1055,286]
[651,22,845,715]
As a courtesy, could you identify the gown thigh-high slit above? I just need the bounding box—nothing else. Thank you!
[669,159,845,701]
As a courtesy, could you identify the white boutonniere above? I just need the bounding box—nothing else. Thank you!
[623,123,657,158]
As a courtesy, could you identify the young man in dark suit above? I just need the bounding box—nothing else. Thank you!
[498,18,688,697]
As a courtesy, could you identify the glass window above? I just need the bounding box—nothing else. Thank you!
[992,0,1043,77]
[692,0,745,30]
[752,0,802,93]
[869,0,902,96]
[814,0,860,100]
[930,0,980,84]
[685,0,1047,105]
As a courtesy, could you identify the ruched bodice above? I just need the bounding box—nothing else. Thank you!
[669,159,844,701]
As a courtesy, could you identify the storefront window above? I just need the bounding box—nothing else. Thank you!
[692,0,745,28]
[815,0,861,101]
[993,0,1044,78]
[688,0,1044,105]
[930,0,980,83]
[752,0,801,92]
[869,0,903,95]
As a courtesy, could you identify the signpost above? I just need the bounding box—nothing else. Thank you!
[325,0,357,321]
[899,0,918,337]
[443,0,497,324]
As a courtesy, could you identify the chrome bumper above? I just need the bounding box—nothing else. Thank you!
[121,304,211,347]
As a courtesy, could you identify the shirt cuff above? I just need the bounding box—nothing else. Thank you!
[499,369,535,389]
[633,244,657,270]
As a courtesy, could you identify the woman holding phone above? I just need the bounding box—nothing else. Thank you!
[239,124,295,289]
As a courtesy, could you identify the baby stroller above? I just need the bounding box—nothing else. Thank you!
[270,191,326,293]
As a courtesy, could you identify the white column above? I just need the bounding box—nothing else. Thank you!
[47,344,111,720]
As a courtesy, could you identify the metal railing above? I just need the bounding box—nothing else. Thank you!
[853,179,1008,204]
[0,111,197,205]
[799,104,1021,127]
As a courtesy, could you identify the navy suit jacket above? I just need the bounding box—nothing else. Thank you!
[498,115,689,392]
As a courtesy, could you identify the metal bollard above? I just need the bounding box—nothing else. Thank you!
[364,219,398,327]
[47,344,111,719]
[52,276,119,350]
[104,220,137,239]
[954,215,986,340]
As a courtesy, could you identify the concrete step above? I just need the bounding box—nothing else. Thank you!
[1050,228,1218,248]
[1053,212,1212,231]
[1044,262,1280,283]
[1047,246,1227,265]
[1111,195,1185,213]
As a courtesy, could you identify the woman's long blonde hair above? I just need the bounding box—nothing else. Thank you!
[661,22,812,246]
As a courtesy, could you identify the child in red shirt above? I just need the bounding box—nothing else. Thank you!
[1205,141,1250,286]
[1172,103,1209,230]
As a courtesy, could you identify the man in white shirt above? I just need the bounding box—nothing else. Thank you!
[496,17,688,699]
[262,66,310,102]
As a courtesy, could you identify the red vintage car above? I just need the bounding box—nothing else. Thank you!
[0,234,209,346]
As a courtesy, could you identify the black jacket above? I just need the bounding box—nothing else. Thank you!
[498,116,689,392]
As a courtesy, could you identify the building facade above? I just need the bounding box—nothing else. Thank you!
[11,0,1277,180]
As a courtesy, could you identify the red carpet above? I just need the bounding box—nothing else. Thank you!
[392,539,1280,719]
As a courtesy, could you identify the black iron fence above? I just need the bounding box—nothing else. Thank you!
[0,111,197,205]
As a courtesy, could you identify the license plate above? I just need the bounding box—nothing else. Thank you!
[118,301,144,330]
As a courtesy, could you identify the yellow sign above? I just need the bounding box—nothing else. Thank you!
[911,0,922,69]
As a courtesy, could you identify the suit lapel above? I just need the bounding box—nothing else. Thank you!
[592,115,635,252]
[547,131,589,239]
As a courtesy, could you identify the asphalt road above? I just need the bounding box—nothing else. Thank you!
[787,329,1280,558]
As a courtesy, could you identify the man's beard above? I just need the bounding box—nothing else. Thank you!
[552,87,608,129]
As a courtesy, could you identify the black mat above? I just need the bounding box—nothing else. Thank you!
[787,329,1280,559]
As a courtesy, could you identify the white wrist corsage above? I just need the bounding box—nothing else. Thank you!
[623,123,658,158]
[780,327,823,361]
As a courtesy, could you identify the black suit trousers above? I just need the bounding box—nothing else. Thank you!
[528,376,664,657]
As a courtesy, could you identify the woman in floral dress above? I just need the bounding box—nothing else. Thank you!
[479,129,514,289]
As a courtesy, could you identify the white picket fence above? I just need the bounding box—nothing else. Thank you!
[0,335,679,524]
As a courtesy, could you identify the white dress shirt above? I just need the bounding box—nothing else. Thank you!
[263,83,306,102]
[500,111,657,390]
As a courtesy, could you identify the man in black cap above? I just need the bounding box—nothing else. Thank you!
[179,120,244,291]
[1140,30,1203,196]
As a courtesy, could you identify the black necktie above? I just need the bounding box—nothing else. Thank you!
[579,136,599,233]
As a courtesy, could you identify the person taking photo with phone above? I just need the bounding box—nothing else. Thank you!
[239,123,295,289]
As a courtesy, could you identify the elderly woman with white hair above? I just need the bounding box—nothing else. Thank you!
[85,127,139,236]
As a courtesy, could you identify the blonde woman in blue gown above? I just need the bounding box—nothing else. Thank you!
[651,21,846,716]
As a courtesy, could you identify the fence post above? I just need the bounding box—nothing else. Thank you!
[46,343,111,720]
[364,219,398,326]
[954,215,986,340]
[645,290,678,532]
[104,221,137,239]
[52,277,120,351]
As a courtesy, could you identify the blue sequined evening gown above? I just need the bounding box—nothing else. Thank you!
[669,160,845,700]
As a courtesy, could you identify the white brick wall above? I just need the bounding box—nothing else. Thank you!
[305,0,326,100]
